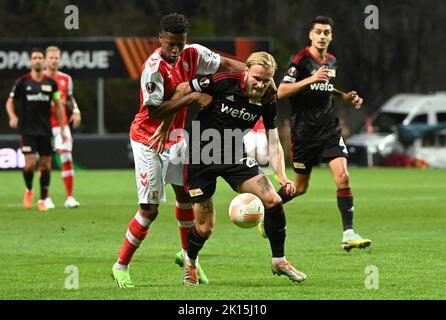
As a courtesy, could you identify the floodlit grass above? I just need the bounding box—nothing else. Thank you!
[0,168,445,300]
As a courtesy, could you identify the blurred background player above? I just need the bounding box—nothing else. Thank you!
[112,13,245,288]
[44,46,81,209]
[5,48,66,211]
[150,52,304,285]
[277,16,371,251]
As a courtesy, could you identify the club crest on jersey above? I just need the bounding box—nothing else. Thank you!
[199,78,210,88]
[287,67,297,77]
[41,85,52,92]
[327,69,336,78]
[146,82,155,94]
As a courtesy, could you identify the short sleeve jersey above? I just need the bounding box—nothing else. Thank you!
[189,72,277,164]
[282,47,338,137]
[130,44,221,148]
[45,71,72,127]
[9,73,59,136]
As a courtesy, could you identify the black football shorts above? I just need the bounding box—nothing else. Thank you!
[292,132,348,174]
[20,135,54,156]
[185,158,263,203]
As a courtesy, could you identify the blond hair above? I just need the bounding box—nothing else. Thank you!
[246,51,277,74]
[45,46,61,56]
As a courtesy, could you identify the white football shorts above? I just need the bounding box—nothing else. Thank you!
[243,131,269,165]
[131,138,186,204]
[52,126,73,152]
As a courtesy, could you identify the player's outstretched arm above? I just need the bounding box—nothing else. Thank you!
[6,98,19,129]
[333,88,363,109]
[266,128,295,195]
[218,56,246,72]
[277,66,329,100]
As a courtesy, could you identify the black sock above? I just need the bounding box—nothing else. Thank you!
[186,227,208,261]
[40,170,51,200]
[263,203,286,258]
[337,188,354,231]
[277,186,295,204]
[23,170,34,191]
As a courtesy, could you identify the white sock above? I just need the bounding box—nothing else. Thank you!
[272,257,285,265]
[343,229,355,237]
[185,253,196,267]
[113,261,128,270]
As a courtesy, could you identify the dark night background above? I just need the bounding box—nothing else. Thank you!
[1,0,444,136]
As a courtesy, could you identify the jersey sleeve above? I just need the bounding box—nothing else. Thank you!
[190,44,221,75]
[141,66,165,107]
[281,57,299,84]
[189,74,231,97]
[9,78,23,99]
[261,103,278,130]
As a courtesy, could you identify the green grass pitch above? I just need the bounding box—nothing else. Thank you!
[0,168,445,300]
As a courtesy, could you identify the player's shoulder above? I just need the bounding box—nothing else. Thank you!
[327,52,336,62]
[142,48,164,73]
[212,71,243,83]
[183,43,210,53]
[291,47,311,65]
[56,70,72,80]
[15,72,31,84]
[43,75,58,86]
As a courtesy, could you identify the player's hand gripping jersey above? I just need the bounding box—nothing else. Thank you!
[130,44,221,148]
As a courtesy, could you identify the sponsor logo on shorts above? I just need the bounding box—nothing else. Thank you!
[189,188,204,197]
[293,162,306,169]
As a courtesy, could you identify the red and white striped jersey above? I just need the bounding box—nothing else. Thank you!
[130,44,221,148]
[44,70,73,127]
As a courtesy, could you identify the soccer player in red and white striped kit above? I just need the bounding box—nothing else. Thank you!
[44,46,81,209]
[111,13,245,288]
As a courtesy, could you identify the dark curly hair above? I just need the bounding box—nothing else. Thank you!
[160,13,190,34]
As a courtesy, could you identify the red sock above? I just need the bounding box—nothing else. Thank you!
[60,152,74,197]
[175,202,195,250]
[118,211,152,265]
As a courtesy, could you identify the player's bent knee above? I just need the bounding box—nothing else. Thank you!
[196,224,213,239]
[335,172,350,188]
[263,194,283,209]
[139,204,159,221]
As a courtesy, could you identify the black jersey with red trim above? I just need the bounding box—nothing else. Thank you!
[282,47,339,138]
[188,71,277,164]
[9,73,59,136]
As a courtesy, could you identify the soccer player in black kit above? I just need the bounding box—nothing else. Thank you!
[277,16,371,251]
[6,48,66,211]
[149,52,306,285]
